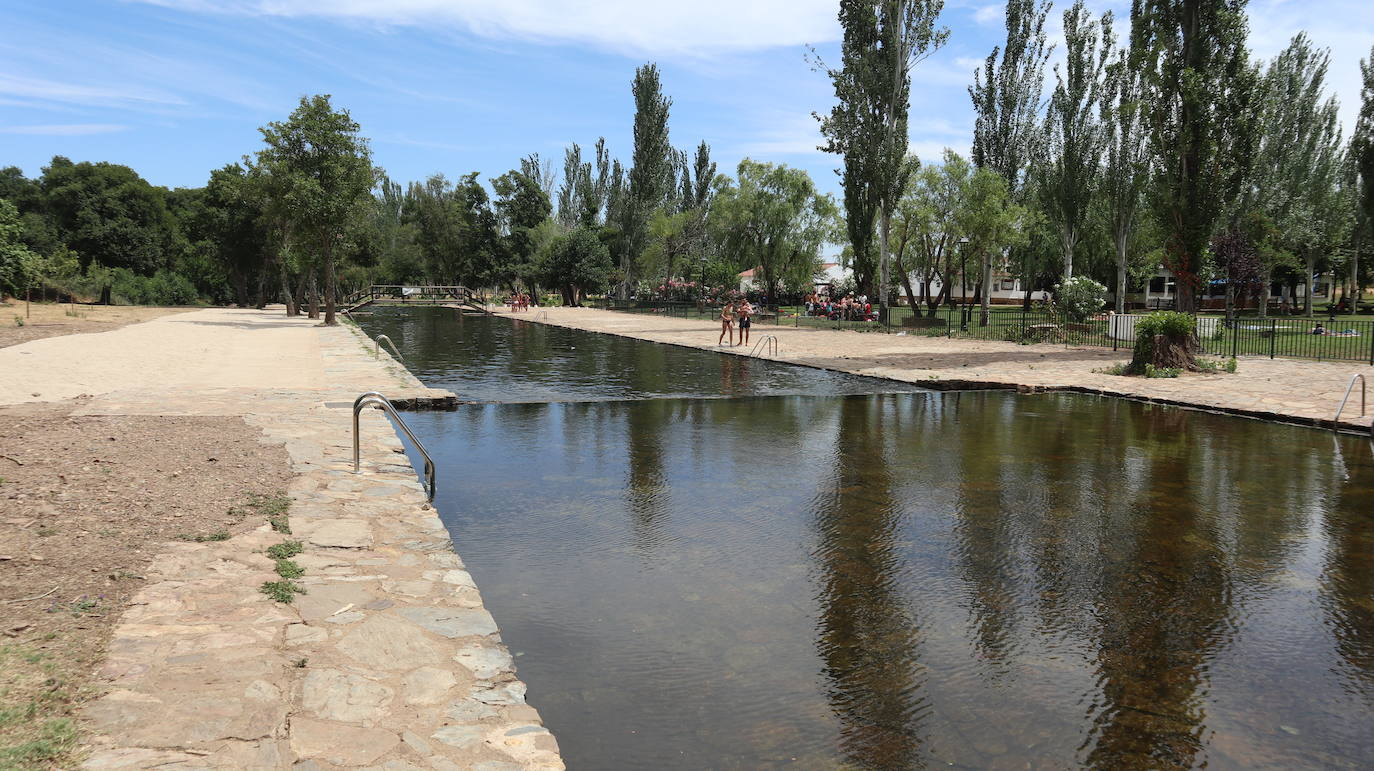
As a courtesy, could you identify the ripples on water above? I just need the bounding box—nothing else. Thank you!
[362,310,1374,769]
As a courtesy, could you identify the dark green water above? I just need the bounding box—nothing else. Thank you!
[356,306,920,401]
[360,311,1374,769]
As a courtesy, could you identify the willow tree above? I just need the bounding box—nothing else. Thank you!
[1132,0,1257,313]
[818,0,949,320]
[710,160,837,308]
[1039,1,1111,280]
[969,0,1052,307]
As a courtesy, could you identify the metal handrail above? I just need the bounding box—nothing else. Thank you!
[1332,373,1367,431]
[748,335,779,358]
[375,334,404,361]
[533,310,548,322]
[353,392,435,500]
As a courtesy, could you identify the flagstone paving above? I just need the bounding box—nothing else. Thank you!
[496,306,1374,434]
[0,308,561,770]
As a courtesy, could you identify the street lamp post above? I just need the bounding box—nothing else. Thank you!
[959,236,971,331]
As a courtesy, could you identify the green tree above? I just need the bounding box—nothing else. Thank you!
[1352,45,1374,313]
[197,164,268,306]
[0,199,39,297]
[493,169,553,294]
[40,156,183,275]
[255,94,374,325]
[961,166,1029,324]
[1039,1,1111,280]
[893,150,970,317]
[818,0,949,319]
[710,159,837,307]
[1101,26,1151,312]
[1133,0,1259,312]
[542,227,612,305]
[969,0,1052,307]
[1251,34,1343,317]
[621,64,675,297]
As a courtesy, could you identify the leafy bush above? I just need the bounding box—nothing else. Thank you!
[1129,311,1199,374]
[1053,276,1108,322]
[1135,310,1195,339]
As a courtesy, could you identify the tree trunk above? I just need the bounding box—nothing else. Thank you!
[1303,250,1315,317]
[1351,233,1361,315]
[301,272,316,319]
[323,239,337,326]
[979,251,993,327]
[279,258,297,316]
[1061,229,1075,280]
[878,210,892,324]
[1258,271,1270,320]
[895,254,919,314]
[1175,277,1198,314]
[232,270,249,308]
[1115,235,1128,313]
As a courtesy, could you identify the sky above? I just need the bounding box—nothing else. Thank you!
[2,0,1371,201]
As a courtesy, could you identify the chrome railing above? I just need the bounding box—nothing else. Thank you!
[748,335,779,359]
[374,334,404,361]
[352,392,435,500]
[1332,373,1367,432]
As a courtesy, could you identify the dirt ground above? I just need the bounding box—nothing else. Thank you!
[0,400,293,768]
[0,300,193,349]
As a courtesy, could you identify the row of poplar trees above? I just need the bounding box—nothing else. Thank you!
[820,0,1374,318]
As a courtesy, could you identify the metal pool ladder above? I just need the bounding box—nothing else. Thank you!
[374,334,404,361]
[353,391,435,500]
[1332,373,1367,432]
[748,335,779,358]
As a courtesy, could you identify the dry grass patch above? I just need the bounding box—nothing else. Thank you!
[0,401,293,768]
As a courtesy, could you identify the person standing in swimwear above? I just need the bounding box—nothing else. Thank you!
[737,297,753,347]
[719,301,736,346]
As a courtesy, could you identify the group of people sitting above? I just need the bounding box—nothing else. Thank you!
[804,293,876,322]
[1310,322,1361,337]
[507,292,534,312]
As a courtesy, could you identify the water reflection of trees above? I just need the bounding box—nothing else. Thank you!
[810,395,928,769]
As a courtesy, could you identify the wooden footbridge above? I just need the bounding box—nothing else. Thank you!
[344,285,490,315]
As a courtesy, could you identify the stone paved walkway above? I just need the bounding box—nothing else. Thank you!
[0,308,563,770]
[496,306,1374,434]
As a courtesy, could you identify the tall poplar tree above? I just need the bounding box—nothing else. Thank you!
[1100,28,1150,312]
[1347,46,1374,314]
[1039,1,1111,280]
[969,0,1052,308]
[1132,0,1257,313]
[1252,33,1342,316]
[622,64,674,297]
[818,0,948,320]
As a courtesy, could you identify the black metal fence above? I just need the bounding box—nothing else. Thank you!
[586,298,1374,365]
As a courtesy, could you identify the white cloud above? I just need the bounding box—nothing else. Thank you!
[0,123,129,135]
[0,74,186,108]
[736,112,827,157]
[126,0,843,56]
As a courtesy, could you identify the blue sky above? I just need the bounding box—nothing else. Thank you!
[2,0,1370,200]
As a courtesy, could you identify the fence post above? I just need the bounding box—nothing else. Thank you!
[1369,322,1374,365]
[1269,319,1276,359]
[1232,318,1239,358]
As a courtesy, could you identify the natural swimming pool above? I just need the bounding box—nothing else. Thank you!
[359,307,1374,769]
